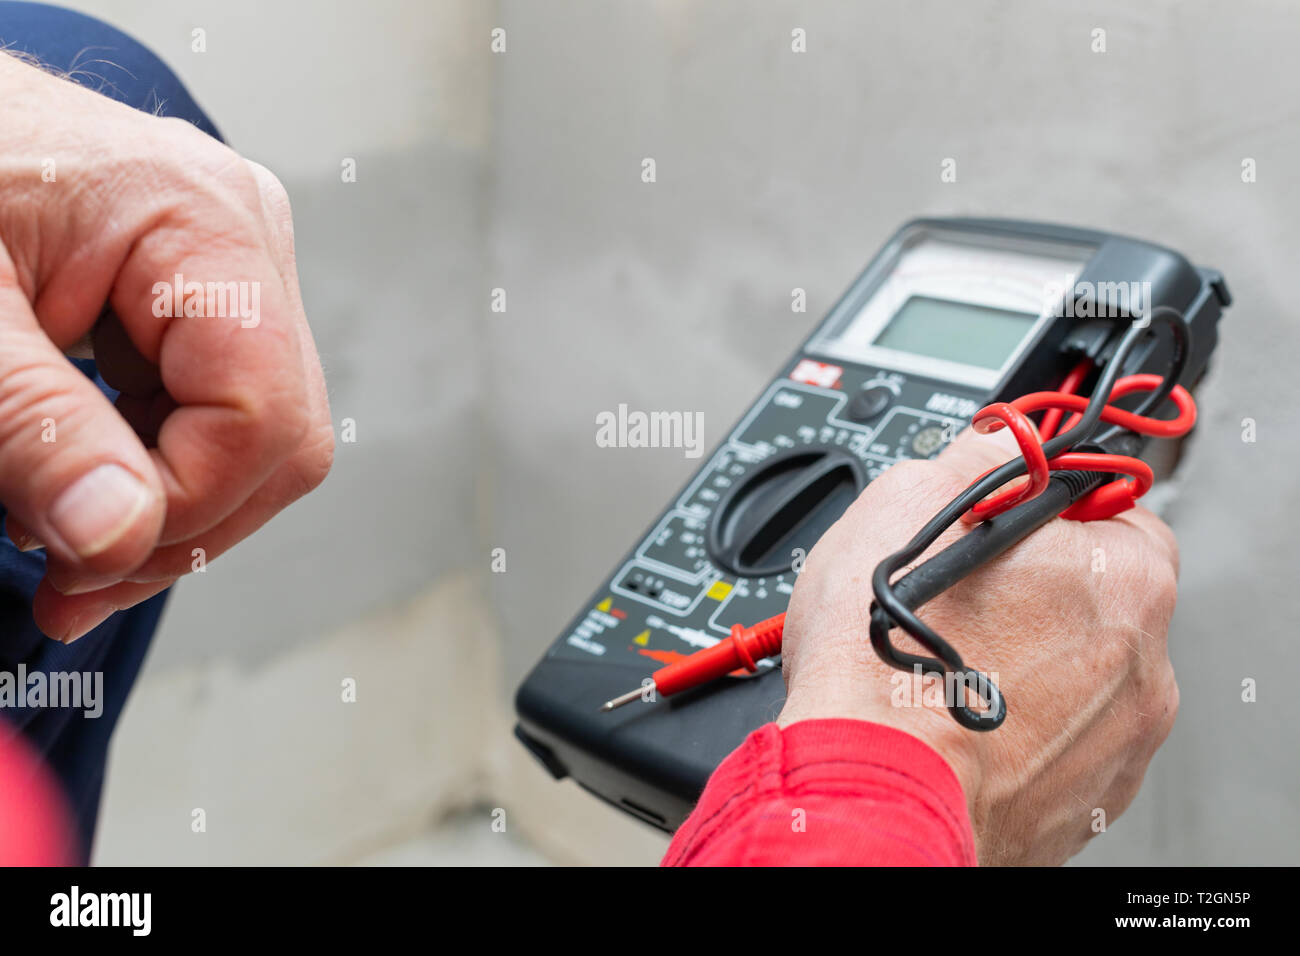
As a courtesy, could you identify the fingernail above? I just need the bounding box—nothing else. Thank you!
[5,515,45,551]
[15,531,45,552]
[60,607,115,644]
[48,571,120,596]
[48,464,151,559]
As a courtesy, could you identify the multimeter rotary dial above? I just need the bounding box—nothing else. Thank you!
[706,445,866,578]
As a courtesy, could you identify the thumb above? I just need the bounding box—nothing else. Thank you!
[0,275,164,577]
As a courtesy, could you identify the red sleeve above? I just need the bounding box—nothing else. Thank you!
[661,718,976,866]
[0,727,76,865]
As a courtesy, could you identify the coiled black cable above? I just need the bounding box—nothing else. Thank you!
[868,306,1191,730]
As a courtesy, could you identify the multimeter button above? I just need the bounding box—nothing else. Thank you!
[911,425,948,458]
[848,385,892,421]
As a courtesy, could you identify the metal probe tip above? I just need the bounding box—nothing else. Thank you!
[600,686,648,713]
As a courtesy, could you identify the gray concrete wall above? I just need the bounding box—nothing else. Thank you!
[51,0,1300,865]
[485,0,1300,866]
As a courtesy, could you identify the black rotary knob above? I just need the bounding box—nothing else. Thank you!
[706,446,867,578]
[847,384,893,422]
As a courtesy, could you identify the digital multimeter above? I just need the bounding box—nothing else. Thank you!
[515,218,1230,831]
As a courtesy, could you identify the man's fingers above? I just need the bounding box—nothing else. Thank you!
[32,576,172,644]
[0,259,164,575]
[104,156,311,545]
[243,160,302,304]
[43,414,333,595]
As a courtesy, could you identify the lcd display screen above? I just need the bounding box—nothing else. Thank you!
[870,295,1038,371]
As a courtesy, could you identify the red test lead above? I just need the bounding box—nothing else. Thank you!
[600,614,787,712]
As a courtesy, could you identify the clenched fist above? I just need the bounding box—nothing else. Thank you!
[0,52,333,641]
[779,425,1181,865]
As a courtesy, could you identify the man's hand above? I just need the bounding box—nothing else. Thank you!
[779,426,1180,865]
[0,53,333,641]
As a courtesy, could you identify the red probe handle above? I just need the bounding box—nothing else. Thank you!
[652,613,786,697]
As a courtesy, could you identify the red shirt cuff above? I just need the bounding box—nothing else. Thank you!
[662,718,976,866]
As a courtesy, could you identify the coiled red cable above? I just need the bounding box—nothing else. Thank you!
[962,361,1197,525]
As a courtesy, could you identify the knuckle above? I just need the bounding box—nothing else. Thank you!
[0,360,87,471]
[243,160,297,246]
[1150,669,1181,742]
[264,391,312,454]
[1148,558,1180,623]
[1130,506,1180,575]
[289,424,335,497]
[0,359,73,436]
[252,162,292,213]
[1166,532,1181,581]
[151,119,241,185]
[146,115,208,153]
[1165,673,1181,727]
[217,159,267,214]
[174,132,267,215]
[235,382,311,463]
[129,135,265,239]
[1146,519,1178,571]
